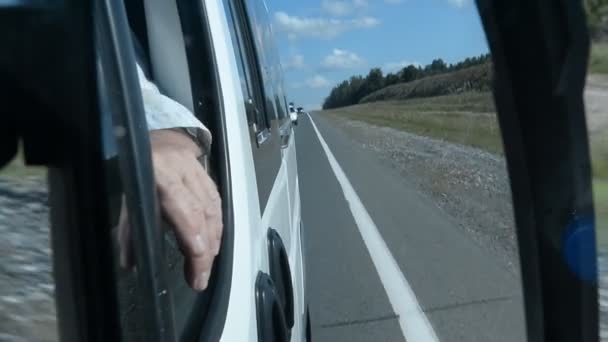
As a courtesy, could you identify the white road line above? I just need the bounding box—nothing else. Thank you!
[306,113,439,342]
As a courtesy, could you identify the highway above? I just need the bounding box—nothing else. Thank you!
[296,113,527,342]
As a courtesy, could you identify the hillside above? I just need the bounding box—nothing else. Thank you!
[359,63,493,104]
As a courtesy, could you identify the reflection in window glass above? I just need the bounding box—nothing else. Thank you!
[586,4,608,336]
[0,149,56,341]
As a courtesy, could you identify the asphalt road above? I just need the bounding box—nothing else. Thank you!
[296,113,527,342]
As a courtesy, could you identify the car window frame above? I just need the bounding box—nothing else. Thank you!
[171,0,236,340]
[225,0,283,212]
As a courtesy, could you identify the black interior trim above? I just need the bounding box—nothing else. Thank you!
[124,0,152,79]
[476,0,597,340]
[175,0,211,126]
[305,306,311,342]
[97,0,176,339]
[174,1,235,341]
[0,1,123,341]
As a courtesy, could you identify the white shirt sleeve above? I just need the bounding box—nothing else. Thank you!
[136,63,212,152]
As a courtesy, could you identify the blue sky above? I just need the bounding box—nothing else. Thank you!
[264,0,489,110]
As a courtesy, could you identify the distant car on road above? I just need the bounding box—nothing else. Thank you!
[289,102,299,125]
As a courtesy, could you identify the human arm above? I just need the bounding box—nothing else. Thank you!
[117,63,222,291]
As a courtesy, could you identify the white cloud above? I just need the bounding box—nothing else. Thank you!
[306,75,331,88]
[291,75,331,89]
[447,0,471,8]
[382,60,421,73]
[283,54,305,71]
[322,1,354,16]
[274,11,380,40]
[321,0,368,16]
[384,0,404,3]
[322,49,366,69]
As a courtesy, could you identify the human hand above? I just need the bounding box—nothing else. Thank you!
[115,129,223,291]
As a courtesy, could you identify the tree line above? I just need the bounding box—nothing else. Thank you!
[322,53,491,110]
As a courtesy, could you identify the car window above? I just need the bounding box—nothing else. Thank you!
[0,151,54,341]
[586,2,608,334]
[96,1,234,338]
[226,0,271,132]
[225,0,283,211]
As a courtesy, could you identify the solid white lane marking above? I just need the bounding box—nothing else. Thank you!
[306,114,438,342]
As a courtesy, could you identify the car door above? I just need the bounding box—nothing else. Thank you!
[476,0,598,340]
[222,0,301,340]
[239,2,305,338]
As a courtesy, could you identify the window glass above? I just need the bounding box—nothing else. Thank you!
[96,30,146,341]
[98,8,219,341]
[0,151,55,341]
[226,0,255,124]
[227,0,269,131]
[586,3,608,336]
[225,0,282,210]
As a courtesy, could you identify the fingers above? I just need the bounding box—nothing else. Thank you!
[181,167,220,257]
[158,176,210,255]
[149,129,224,291]
[189,165,223,255]
[157,175,215,290]
[114,195,134,269]
[184,249,214,291]
[114,161,222,292]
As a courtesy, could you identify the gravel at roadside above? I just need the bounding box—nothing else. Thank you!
[317,112,608,339]
[317,113,519,274]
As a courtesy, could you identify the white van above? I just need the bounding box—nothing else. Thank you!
[0,0,307,341]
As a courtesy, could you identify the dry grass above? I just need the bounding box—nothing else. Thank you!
[324,91,503,154]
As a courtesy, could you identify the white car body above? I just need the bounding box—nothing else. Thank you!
[204,0,306,341]
[290,111,299,124]
[289,105,298,124]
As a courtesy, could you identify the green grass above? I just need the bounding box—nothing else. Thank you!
[595,179,608,247]
[323,91,504,154]
[591,133,608,247]
[0,143,46,180]
[591,135,608,179]
[589,42,608,74]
